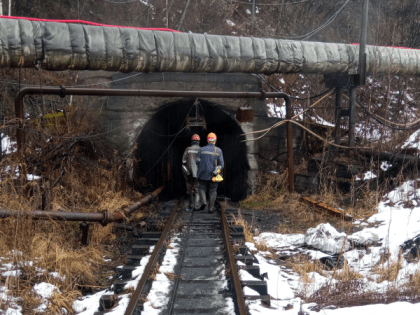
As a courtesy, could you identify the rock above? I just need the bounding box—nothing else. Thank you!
[319,254,345,270]
[348,231,380,247]
[401,234,420,262]
[304,223,350,254]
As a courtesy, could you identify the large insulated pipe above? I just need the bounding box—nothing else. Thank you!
[1,17,420,76]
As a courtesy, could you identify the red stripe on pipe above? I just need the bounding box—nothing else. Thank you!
[0,15,180,33]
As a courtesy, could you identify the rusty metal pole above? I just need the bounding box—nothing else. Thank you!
[80,222,89,245]
[285,96,294,192]
[0,186,164,222]
[125,186,165,215]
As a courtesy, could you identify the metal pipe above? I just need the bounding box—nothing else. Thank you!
[358,0,369,85]
[348,87,356,147]
[0,208,121,223]
[125,186,165,215]
[0,186,164,224]
[285,96,294,192]
[334,87,342,145]
[15,87,293,190]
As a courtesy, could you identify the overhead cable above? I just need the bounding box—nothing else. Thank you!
[224,0,350,40]
[0,72,143,89]
[103,0,137,3]
[233,0,309,6]
[255,74,335,100]
[342,94,420,131]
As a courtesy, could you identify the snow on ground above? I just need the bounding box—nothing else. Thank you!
[314,115,335,127]
[1,133,16,154]
[402,129,420,150]
[0,252,69,314]
[247,180,420,313]
[267,103,286,118]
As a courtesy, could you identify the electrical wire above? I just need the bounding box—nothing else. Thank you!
[0,72,144,89]
[255,74,335,100]
[242,119,372,149]
[341,93,420,131]
[103,0,137,3]
[145,103,195,176]
[13,124,126,140]
[224,0,350,40]
[232,0,309,6]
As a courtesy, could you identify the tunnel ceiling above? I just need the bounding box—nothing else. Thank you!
[135,99,249,200]
[1,16,420,76]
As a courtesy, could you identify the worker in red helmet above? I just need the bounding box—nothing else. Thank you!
[196,132,224,213]
[182,134,201,210]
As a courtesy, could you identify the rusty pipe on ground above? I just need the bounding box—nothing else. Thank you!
[125,186,165,215]
[0,209,121,225]
[0,186,164,224]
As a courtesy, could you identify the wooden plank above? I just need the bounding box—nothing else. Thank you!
[299,197,352,221]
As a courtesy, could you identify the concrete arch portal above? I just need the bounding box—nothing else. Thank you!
[135,99,250,200]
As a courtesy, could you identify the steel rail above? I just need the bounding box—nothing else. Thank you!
[0,186,164,224]
[219,202,247,315]
[14,86,294,192]
[124,199,181,315]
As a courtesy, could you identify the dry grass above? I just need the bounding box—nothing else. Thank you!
[149,263,161,281]
[334,260,364,281]
[0,99,145,312]
[164,272,180,280]
[288,255,325,284]
[373,253,403,283]
[239,169,375,234]
[230,210,254,243]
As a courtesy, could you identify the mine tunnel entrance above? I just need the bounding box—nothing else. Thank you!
[135,99,249,200]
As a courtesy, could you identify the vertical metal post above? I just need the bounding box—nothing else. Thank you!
[358,0,369,85]
[251,0,256,17]
[334,87,342,145]
[348,87,356,147]
[286,98,294,192]
[0,100,2,163]
[80,222,89,246]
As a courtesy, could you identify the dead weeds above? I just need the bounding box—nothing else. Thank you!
[0,97,146,312]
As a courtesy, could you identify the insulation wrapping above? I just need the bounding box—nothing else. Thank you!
[1,17,420,75]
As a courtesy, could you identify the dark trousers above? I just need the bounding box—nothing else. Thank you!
[198,180,218,198]
[184,176,199,195]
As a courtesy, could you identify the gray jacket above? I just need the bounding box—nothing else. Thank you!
[182,143,201,178]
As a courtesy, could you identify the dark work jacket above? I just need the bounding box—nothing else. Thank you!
[182,143,201,178]
[196,144,224,181]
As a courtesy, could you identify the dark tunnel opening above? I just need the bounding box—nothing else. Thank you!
[134,99,250,201]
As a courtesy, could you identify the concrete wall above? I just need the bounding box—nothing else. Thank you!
[80,72,303,196]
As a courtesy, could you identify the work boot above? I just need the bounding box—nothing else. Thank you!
[194,193,200,211]
[198,190,207,211]
[188,194,194,210]
[208,195,217,213]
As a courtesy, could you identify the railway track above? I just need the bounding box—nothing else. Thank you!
[93,198,269,315]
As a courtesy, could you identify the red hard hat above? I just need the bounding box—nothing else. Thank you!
[192,134,200,141]
[207,132,217,141]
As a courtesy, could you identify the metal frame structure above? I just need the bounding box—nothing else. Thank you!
[15,86,295,192]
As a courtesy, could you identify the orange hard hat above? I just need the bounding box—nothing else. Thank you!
[207,132,217,141]
[191,134,200,141]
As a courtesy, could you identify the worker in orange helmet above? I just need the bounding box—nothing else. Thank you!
[182,134,201,210]
[196,132,224,213]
